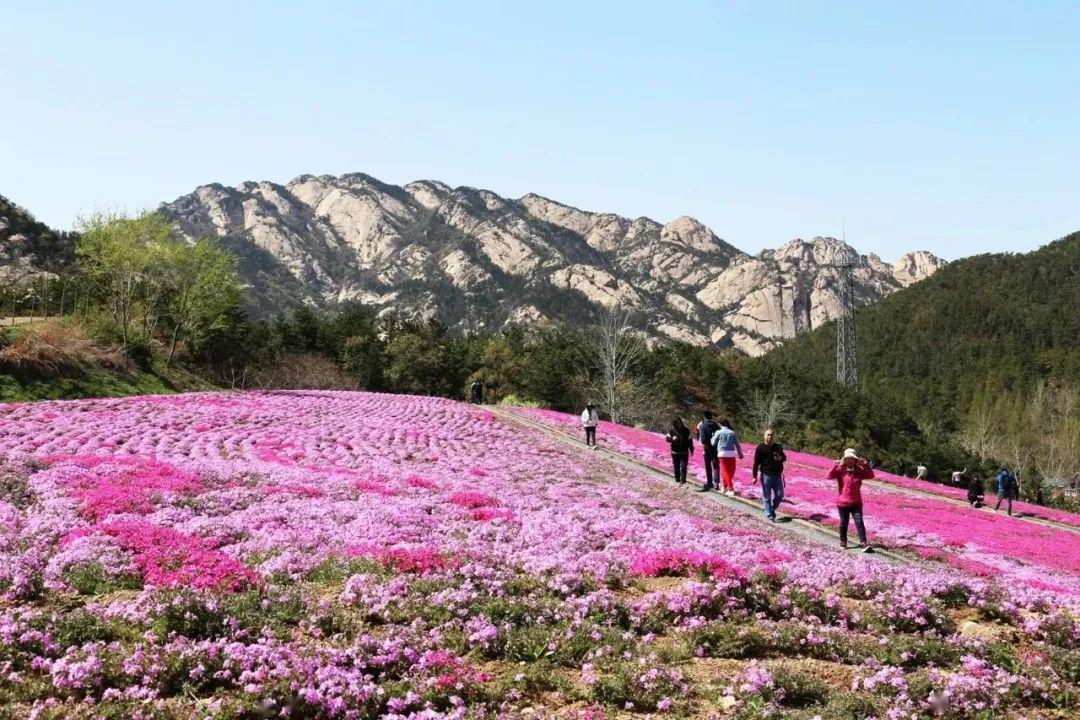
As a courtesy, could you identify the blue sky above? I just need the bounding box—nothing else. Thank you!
[2,1,1077,260]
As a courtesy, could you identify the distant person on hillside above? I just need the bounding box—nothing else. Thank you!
[711,419,744,496]
[967,473,985,508]
[665,417,694,484]
[581,403,599,449]
[696,411,721,492]
[752,428,787,521]
[994,467,1019,515]
[951,468,967,486]
[827,448,875,551]
[916,464,928,481]
[470,379,484,404]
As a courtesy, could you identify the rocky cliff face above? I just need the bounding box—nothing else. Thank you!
[0,195,75,284]
[160,173,945,355]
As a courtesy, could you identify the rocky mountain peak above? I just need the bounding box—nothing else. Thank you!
[157,172,945,356]
[660,216,733,255]
[893,250,947,286]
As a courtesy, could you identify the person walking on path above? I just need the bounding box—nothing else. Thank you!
[665,417,694,484]
[916,464,928,481]
[711,419,744,496]
[696,411,721,492]
[752,428,787,521]
[581,404,599,449]
[994,467,1019,515]
[827,448,875,550]
[469,379,484,404]
[967,473,985,508]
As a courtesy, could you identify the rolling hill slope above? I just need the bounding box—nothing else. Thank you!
[732,232,1080,486]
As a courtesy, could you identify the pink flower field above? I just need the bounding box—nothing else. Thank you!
[510,408,1080,594]
[0,391,1077,719]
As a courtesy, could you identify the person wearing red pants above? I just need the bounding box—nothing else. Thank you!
[710,419,744,496]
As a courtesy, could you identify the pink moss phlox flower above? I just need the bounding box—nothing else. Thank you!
[43,455,203,521]
[471,507,516,522]
[628,548,745,580]
[90,521,255,591]
[344,544,454,573]
[448,491,498,509]
[354,477,398,496]
[261,483,324,498]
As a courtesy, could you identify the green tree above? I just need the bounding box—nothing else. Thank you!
[471,332,528,402]
[518,325,589,410]
[76,211,174,354]
[158,238,243,365]
[340,333,385,389]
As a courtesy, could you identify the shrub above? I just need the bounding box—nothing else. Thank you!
[771,664,830,708]
[501,622,561,662]
[62,560,141,596]
[691,622,770,659]
[254,352,356,389]
[588,658,690,712]
[821,693,882,719]
[0,464,34,508]
[0,320,126,373]
[498,393,542,408]
[303,555,384,583]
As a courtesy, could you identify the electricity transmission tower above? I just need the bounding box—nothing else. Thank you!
[834,251,860,387]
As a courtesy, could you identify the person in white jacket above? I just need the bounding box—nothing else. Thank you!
[581,403,599,448]
[710,419,743,496]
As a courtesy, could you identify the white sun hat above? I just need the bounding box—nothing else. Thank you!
[843,448,858,460]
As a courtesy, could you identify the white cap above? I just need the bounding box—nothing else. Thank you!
[843,448,858,460]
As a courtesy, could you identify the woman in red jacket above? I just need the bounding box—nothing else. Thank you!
[827,448,875,550]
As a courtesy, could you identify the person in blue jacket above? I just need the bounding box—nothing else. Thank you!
[994,468,1019,516]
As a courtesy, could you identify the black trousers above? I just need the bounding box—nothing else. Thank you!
[584,426,596,445]
[838,506,867,545]
[994,493,1014,514]
[671,453,689,483]
[702,452,719,488]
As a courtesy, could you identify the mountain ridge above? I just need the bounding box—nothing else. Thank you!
[159,172,945,355]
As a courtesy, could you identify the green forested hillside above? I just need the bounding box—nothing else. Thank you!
[737,231,1079,492]
[0,194,77,269]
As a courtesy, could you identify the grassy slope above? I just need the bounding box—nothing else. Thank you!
[0,362,216,402]
[0,321,218,402]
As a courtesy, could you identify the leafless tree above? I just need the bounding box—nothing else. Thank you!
[960,405,997,460]
[1036,382,1079,490]
[744,384,795,435]
[588,306,654,425]
[1003,434,1035,495]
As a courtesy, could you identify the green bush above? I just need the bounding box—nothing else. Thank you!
[691,622,770,659]
[62,560,141,595]
[498,393,542,408]
[772,664,830,708]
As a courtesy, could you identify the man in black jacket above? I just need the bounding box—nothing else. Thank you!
[696,411,721,491]
[752,428,787,521]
